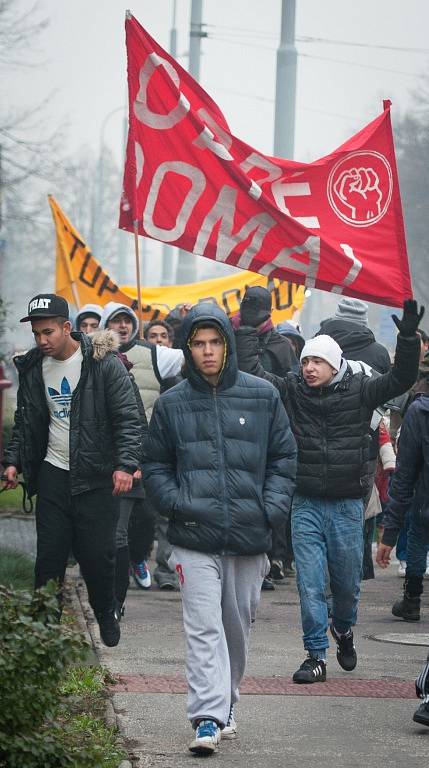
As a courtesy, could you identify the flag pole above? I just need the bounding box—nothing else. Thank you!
[133,221,144,338]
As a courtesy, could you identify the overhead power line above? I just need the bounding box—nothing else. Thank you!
[209,36,420,76]
[204,23,429,54]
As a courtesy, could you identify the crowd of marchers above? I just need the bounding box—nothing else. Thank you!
[2,287,429,756]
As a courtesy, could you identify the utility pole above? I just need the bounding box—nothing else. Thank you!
[274,0,297,159]
[175,0,207,284]
[161,0,178,286]
[117,102,129,284]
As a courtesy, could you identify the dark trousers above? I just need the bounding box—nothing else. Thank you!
[35,461,119,614]
[128,497,156,562]
[269,513,294,566]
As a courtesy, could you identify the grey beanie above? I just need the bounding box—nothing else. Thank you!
[334,297,368,326]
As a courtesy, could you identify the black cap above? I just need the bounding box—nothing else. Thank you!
[20,294,69,323]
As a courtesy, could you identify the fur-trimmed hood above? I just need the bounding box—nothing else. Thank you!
[13,330,121,372]
[88,329,120,361]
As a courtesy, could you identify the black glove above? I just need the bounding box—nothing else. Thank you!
[392,299,425,337]
[240,286,272,328]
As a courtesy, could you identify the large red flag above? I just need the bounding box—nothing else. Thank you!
[120,14,412,307]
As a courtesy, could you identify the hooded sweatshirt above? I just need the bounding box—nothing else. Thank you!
[100,302,183,419]
[74,303,103,331]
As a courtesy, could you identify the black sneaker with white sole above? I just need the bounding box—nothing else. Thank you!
[330,625,357,671]
[413,696,429,727]
[96,607,121,647]
[293,655,326,684]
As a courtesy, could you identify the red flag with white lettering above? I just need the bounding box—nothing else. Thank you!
[120,14,412,307]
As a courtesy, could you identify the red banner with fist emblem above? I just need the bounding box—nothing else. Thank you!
[120,14,412,307]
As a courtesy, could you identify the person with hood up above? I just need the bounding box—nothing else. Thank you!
[234,300,422,684]
[100,302,184,418]
[277,321,306,359]
[233,286,298,375]
[143,303,297,755]
[74,303,103,333]
[100,302,184,590]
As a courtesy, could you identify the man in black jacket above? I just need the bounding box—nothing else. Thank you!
[376,395,429,727]
[234,299,422,684]
[317,297,392,579]
[2,294,142,647]
[143,303,296,755]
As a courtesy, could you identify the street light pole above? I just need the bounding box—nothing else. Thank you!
[93,106,126,262]
[274,0,297,159]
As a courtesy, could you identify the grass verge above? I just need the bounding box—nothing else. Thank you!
[0,546,34,589]
[0,547,127,766]
[58,665,127,767]
[0,485,27,511]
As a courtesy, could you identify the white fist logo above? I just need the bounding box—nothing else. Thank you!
[327,151,393,227]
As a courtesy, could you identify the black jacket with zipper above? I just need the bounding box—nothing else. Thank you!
[3,331,142,496]
[234,326,420,499]
[142,304,297,556]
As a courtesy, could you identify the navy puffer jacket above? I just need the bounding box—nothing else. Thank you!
[142,304,297,556]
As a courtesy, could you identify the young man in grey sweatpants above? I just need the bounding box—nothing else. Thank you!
[143,303,296,755]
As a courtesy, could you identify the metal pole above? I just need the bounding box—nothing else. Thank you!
[117,104,129,284]
[175,0,206,284]
[161,0,178,286]
[274,0,297,159]
[95,106,125,260]
[133,222,144,339]
[0,144,3,232]
[189,0,203,80]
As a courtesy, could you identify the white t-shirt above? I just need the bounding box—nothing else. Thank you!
[42,345,83,470]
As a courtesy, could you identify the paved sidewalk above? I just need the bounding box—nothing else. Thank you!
[2,515,428,766]
[97,558,429,767]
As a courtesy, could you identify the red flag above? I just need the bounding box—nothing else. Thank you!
[120,15,412,307]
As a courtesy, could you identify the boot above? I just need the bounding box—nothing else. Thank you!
[392,575,423,622]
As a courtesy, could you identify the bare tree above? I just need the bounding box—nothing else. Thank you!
[394,105,429,310]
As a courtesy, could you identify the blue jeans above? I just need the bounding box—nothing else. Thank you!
[292,494,364,657]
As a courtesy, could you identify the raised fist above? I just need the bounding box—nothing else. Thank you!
[334,167,383,221]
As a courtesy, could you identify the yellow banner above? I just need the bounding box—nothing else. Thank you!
[51,195,305,323]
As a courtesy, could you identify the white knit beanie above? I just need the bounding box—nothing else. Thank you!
[300,335,342,372]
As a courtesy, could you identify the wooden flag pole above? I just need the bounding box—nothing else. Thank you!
[133,221,144,339]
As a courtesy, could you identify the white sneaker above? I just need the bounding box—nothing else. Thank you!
[398,561,407,577]
[424,565,429,579]
[221,705,237,740]
[130,560,151,589]
[189,720,221,754]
